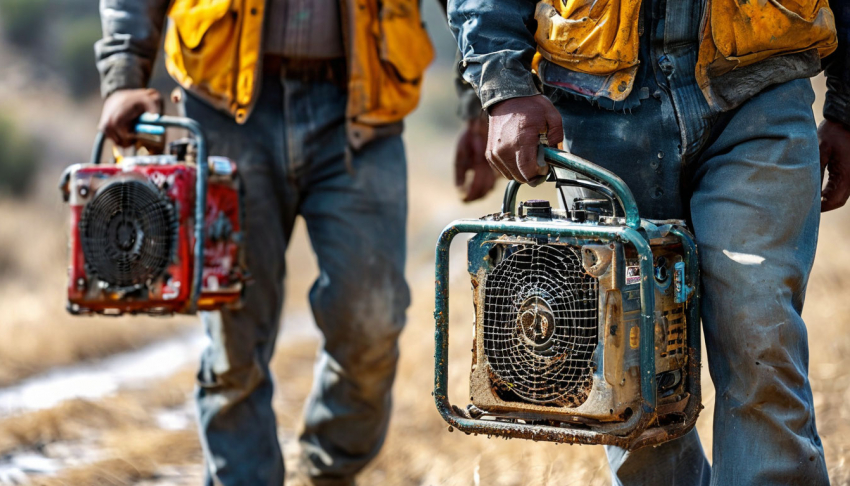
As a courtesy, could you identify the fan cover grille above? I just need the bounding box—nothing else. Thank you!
[80,179,176,288]
[483,244,598,407]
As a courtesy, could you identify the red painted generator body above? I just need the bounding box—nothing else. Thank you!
[59,115,247,315]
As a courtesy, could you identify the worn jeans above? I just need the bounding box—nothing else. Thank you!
[185,72,410,486]
[547,6,827,483]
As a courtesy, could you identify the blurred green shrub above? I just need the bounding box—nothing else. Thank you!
[0,0,50,48]
[60,17,102,97]
[0,114,40,197]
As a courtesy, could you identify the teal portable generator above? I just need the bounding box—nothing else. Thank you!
[434,147,701,450]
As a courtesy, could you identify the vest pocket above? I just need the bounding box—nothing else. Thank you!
[165,0,239,106]
[704,0,837,76]
[533,0,643,76]
[169,0,235,50]
[358,0,434,124]
[379,0,434,83]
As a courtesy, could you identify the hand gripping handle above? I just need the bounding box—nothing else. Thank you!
[501,147,641,229]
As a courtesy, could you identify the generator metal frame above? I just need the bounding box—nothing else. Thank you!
[433,147,701,450]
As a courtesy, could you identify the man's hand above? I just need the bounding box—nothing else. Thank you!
[98,88,163,147]
[455,116,498,202]
[818,119,850,212]
[486,94,564,183]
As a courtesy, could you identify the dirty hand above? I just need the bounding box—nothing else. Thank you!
[455,116,498,202]
[486,94,564,184]
[98,88,163,147]
[818,119,850,212]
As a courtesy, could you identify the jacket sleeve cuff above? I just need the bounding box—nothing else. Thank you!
[455,75,484,120]
[459,53,540,111]
[457,87,484,120]
[824,90,850,128]
[97,53,150,99]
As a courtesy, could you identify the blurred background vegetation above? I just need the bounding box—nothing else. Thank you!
[0,0,51,49]
[0,112,39,197]
[0,0,101,196]
[1,0,99,76]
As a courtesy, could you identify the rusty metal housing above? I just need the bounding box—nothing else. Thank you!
[434,148,701,450]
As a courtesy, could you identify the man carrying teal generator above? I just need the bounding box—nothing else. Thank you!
[448,0,850,484]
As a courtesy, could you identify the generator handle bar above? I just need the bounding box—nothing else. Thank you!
[501,147,641,229]
[90,132,106,167]
[89,113,208,313]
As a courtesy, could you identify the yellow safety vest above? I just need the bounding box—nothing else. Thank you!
[162,0,434,145]
[533,0,837,104]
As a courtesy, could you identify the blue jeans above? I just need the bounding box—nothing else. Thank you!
[543,0,827,483]
[185,72,410,486]
[551,44,827,486]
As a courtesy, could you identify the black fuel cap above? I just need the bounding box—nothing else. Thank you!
[523,199,552,219]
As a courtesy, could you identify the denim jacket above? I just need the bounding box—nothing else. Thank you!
[448,0,850,126]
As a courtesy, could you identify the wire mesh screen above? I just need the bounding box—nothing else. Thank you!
[483,244,599,407]
[81,179,176,288]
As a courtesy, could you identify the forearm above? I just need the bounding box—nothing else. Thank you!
[95,0,170,98]
[825,0,850,126]
[448,0,539,109]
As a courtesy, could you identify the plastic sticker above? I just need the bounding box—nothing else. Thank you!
[626,265,641,285]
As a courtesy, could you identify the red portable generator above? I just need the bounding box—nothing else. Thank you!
[59,114,247,315]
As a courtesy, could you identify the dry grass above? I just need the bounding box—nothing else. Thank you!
[0,400,128,455]
[0,199,192,386]
[0,369,199,485]
[31,429,201,486]
[0,369,194,456]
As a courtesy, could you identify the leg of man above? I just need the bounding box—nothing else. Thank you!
[690,78,828,486]
[187,76,299,486]
[605,429,710,486]
[552,89,712,486]
[289,80,410,484]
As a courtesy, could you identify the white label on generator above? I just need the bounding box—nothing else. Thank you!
[626,265,641,285]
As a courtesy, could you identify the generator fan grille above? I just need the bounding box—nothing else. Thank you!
[483,244,598,407]
[80,179,177,289]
